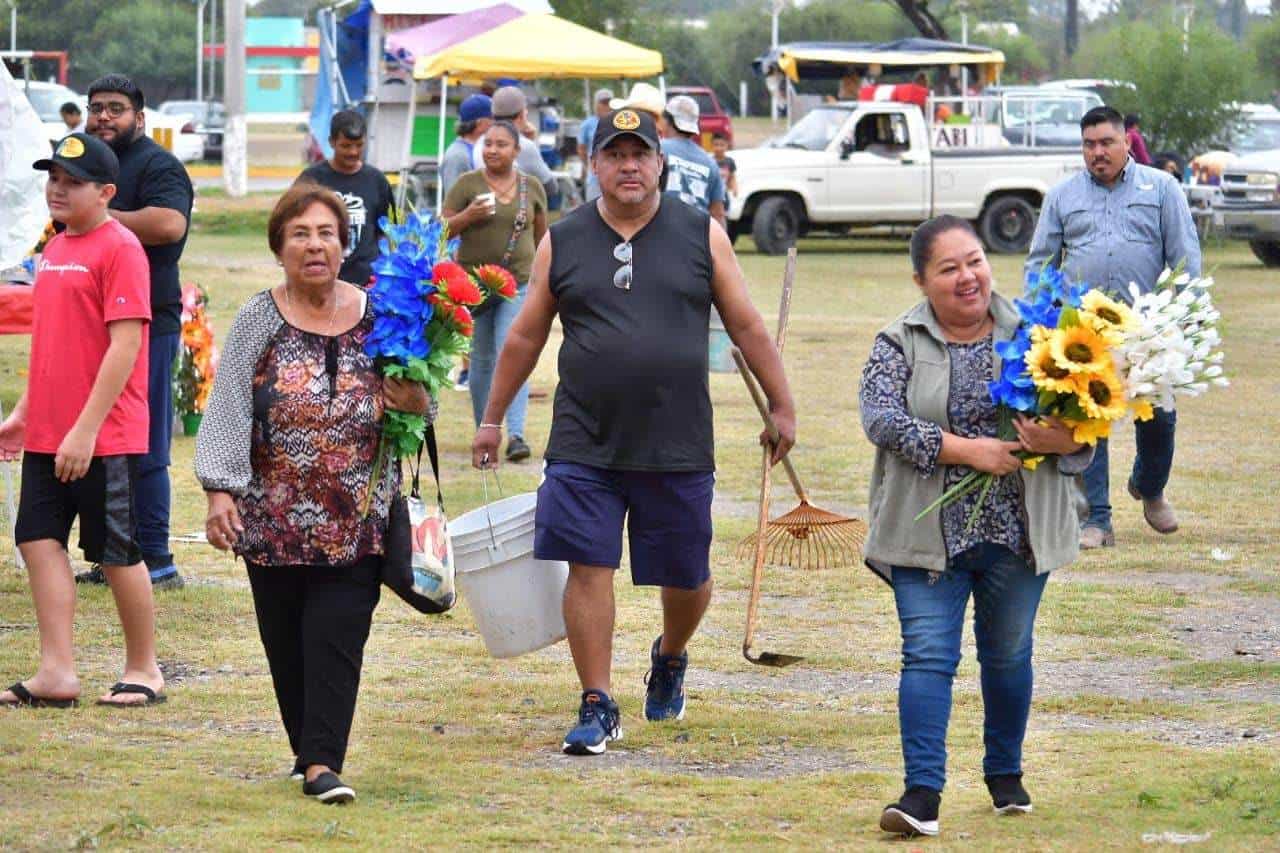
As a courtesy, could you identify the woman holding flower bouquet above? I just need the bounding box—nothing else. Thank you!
[859,216,1093,838]
[194,183,432,805]
[443,119,548,462]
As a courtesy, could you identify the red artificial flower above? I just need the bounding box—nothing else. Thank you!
[452,303,474,337]
[433,261,483,306]
[474,263,518,299]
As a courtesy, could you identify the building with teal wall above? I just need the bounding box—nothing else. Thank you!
[247,17,304,114]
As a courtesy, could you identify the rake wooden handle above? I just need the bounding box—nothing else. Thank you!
[732,347,808,503]
[744,248,796,658]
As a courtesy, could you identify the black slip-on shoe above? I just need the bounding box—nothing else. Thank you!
[303,771,355,804]
[986,773,1033,815]
[880,786,940,837]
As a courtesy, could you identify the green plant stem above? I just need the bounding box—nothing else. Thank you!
[913,469,987,522]
[361,431,389,519]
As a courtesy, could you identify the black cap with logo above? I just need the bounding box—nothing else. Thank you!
[34,132,120,184]
[591,109,661,156]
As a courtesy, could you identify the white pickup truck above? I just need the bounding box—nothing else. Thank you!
[727,101,1085,255]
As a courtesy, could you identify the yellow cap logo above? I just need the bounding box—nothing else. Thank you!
[57,137,85,158]
[613,110,641,131]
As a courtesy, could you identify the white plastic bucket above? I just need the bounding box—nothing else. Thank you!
[450,492,569,658]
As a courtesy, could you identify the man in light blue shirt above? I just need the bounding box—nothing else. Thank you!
[577,88,612,202]
[659,95,726,228]
[1025,105,1201,550]
[440,93,491,197]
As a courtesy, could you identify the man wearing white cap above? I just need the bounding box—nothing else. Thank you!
[577,88,613,202]
[472,85,556,198]
[660,95,727,228]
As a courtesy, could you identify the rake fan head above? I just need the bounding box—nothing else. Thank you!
[735,500,868,571]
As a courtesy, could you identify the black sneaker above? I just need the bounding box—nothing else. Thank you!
[303,771,355,804]
[986,773,1033,815]
[880,786,940,837]
[290,759,305,782]
[506,435,531,462]
[74,565,107,585]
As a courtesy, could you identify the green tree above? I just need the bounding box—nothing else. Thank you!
[977,31,1050,82]
[74,0,198,104]
[1072,22,1247,156]
[1248,16,1280,98]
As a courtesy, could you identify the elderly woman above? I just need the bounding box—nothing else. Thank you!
[195,182,430,805]
[442,119,547,464]
[859,215,1091,838]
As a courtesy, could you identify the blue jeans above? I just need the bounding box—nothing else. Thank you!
[135,331,179,572]
[892,544,1048,792]
[1082,407,1176,530]
[468,285,528,438]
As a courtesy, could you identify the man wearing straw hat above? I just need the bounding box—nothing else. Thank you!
[472,108,797,756]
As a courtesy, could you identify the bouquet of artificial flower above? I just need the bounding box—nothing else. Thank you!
[173,283,218,416]
[916,264,1226,529]
[362,212,516,509]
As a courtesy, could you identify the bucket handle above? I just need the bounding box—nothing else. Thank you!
[478,454,505,553]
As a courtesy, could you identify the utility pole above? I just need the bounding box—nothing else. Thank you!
[196,0,207,103]
[223,0,246,197]
[1065,0,1078,57]
[770,0,784,123]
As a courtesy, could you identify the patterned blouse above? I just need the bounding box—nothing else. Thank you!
[860,332,1031,561]
[196,290,427,568]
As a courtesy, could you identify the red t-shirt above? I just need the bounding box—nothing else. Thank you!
[26,219,151,456]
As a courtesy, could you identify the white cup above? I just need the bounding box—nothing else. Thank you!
[476,192,497,215]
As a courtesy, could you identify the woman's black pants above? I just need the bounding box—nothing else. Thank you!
[246,557,381,774]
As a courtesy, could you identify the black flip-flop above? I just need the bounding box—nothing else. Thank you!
[1,681,78,708]
[96,682,167,707]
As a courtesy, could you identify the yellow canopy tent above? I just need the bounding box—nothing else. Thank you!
[401,13,664,208]
[413,13,663,80]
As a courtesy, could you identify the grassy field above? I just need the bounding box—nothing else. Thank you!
[0,196,1276,850]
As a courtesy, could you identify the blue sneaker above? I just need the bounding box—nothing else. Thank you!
[561,689,621,755]
[644,636,688,722]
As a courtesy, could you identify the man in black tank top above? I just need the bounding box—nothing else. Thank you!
[471,109,797,756]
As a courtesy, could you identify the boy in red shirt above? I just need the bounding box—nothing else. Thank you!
[0,133,165,707]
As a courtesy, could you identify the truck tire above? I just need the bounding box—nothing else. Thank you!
[752,196,801,256]
[979,196,1037,254]
[1249,239,1280,268]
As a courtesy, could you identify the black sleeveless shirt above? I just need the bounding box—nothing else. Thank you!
[546,197,715,471]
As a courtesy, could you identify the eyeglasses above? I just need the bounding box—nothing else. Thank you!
[87,102,132,117]
[613,241,632,291]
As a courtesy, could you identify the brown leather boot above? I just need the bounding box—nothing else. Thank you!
[1128,481,1179,534]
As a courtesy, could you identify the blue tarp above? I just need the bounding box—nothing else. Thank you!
[308,1,373,159]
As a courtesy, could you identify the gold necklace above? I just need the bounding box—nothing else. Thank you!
[285,284,342,336]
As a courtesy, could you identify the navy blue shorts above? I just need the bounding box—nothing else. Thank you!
[533,461,714,590]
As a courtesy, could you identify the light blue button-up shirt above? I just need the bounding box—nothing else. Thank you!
[1024,158,1201,302]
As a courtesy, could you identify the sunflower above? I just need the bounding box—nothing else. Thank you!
[1065,417,1112,446]
[1025,338,1078,394]
[1048,325,1112,374]
[1072,369,1129,421]
[1131,399,1155,422]
[1080,290,1136,342]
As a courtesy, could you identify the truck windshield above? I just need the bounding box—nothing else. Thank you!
[1235,119,1280,153]
[773,107,852,151]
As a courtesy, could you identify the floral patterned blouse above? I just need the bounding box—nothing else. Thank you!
[196,291,403,568]
[860,332,1031,561]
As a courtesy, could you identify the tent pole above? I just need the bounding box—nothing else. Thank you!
[397,77,418,213]
[658,74,665,100]
[436,75,449,213]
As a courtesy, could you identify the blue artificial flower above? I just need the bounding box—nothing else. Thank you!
[993,325,1033,363]
[367,211,454,368]
[988,369,1037,413]
[1014,292,1060,329]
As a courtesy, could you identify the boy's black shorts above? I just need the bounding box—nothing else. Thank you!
[15,452,143,566]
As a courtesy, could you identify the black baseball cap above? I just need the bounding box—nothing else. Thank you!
[34,132,120,184]
[591,108,661,156]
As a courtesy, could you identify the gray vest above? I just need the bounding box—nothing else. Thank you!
[863,291,1081,581]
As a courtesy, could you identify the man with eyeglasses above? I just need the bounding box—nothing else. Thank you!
[471,109,797,756]
[76,74,193,591]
